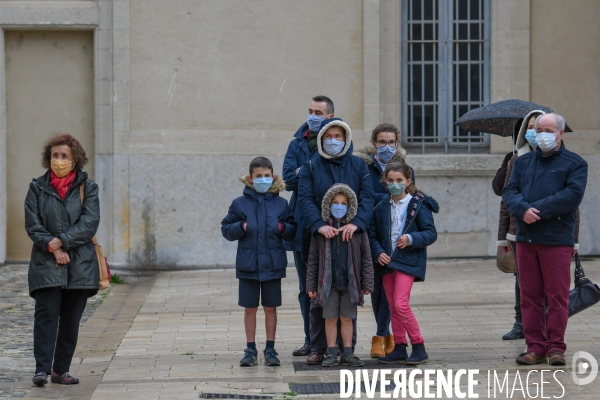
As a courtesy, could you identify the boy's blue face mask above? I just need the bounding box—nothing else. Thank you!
[330,204,348,219]
[252,177,273,193]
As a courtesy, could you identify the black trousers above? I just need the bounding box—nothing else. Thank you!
[33,287,89,374]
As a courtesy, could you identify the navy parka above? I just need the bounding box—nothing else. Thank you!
[221,175,297,281]
[503,142,587,246]
[298,119,375,236]
[368,193,438,282]
[282,122,312,251]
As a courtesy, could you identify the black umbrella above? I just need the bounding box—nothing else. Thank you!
[454,99,572,136]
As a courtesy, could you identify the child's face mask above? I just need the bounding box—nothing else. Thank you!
[252,177,273,193]
[330,204,348,219]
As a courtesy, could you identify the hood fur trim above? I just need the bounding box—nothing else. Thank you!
[320,184,358,222]
[240,174,285,194]
[515,110,546,156]
[317,120,352,159]
[353,146,408,165]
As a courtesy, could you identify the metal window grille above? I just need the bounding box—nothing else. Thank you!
[402,0,491,154]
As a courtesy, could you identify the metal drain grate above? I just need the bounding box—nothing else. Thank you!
[199,394,273,399]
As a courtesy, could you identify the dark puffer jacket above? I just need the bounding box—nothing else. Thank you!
[306,184,374,307]
[282,122,312,251]
[221,175,296,281]
[298,119,375,236]
[368,192,438,282]
[25,170,100,298]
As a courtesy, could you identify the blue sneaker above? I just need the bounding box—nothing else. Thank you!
[240,347,258,367]
[263,347,280,366]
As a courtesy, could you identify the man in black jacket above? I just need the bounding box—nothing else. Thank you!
[503,113,587,367]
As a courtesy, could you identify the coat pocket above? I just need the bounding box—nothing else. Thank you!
[269,247,288,270]
[237,247,258,273]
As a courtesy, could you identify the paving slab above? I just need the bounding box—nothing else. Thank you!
[14,259,600,399]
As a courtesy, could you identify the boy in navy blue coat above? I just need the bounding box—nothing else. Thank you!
[221,157,297,367]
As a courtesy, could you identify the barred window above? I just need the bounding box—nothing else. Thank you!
[402,0,490,153]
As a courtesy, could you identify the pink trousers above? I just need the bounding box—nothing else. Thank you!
[382,270,425,345]
[516,242,572,355]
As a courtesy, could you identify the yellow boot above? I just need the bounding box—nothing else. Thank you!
[384,334,395,356]
[370,336,385,358]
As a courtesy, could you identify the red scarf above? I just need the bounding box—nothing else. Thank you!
[50,170,77,199]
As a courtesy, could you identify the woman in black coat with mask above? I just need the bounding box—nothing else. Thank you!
[25,133,100,387]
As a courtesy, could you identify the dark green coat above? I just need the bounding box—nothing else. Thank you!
[25,170,100,298]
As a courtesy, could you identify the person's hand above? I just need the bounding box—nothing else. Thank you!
[573,247,578,256]
[377,253,391,266]
[318,225,338,239]
[48,237,63,252]
[308,291,317,299]
[501,246,512,254]
[522,208,541,224]
[338,224,358,242]
[53,248,70,265]
[243,222,247,231]
[362,290,371,296]
[396,234,410,249]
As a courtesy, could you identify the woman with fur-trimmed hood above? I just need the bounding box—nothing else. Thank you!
[354,123,415,358]
[306,183,374,367]
[354,123,414,206]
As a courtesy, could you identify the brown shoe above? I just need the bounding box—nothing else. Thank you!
[549,351,566,366]
[370,336,385,358]
[292,343,311,356]
[384,334,395,356]
[306,351,324,365]
[516,352,547,365]
[50,371,79,385]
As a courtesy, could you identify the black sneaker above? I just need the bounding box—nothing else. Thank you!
[240,347,258,367]
[321,353,338,367]
[263,347,280,366]
[341,353,364,367]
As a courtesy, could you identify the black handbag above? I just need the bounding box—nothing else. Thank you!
[568,254,600,317]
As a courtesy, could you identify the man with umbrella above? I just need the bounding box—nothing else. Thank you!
[503,113,587,366]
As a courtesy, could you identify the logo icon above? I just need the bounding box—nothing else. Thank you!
[572,351,598,386]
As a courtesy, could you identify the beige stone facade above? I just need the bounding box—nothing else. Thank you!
[0,0,598,267]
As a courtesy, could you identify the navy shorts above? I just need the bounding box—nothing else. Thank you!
[238,278,282,308]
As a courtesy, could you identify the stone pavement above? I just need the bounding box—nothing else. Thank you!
[12,258,600,399]
[0,264,107,400]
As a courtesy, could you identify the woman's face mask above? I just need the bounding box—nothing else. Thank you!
[51,159,74,178]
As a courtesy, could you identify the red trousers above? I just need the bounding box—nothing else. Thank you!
[382,270,425,346]
[516,242,572,355]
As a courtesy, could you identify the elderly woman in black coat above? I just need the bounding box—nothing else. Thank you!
[25,133,100,387]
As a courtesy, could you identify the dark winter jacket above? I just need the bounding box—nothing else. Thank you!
[221,175,296,281]
[492,151,514,196]
[298,119,375,236]
[306,184,374,307]
[282,122,313,251]
[497,110,545,246]
[503,142,587,247]
[368,192,438,282]
[353,146,415,205]
[25,170,100,298]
